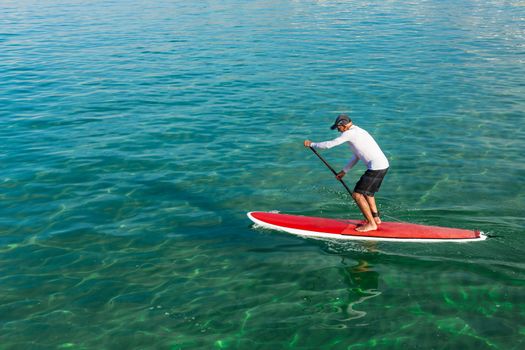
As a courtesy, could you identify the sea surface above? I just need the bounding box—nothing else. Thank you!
[1,0,524,349]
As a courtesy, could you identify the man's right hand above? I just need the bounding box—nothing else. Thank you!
[336,171,346,180]
[303,140,312,148]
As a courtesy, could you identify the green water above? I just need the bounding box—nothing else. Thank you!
[1,0,524,348]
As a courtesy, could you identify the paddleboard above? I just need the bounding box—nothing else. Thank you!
[247,211,486,242]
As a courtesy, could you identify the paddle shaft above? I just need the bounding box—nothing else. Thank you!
[309,147,353,196]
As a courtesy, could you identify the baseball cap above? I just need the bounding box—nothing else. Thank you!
[330,114,351,130]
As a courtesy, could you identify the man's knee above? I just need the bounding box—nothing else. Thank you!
[352,191,363,200]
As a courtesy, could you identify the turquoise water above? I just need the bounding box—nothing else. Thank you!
[1,0,524,348]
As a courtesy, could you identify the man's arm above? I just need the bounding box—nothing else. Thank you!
[336,155,358,180]
[343,155,359,173]
[309,133,350,150]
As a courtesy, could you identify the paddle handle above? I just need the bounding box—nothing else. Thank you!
[309,147,353,196]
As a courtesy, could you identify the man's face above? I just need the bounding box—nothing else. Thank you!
[336,123,347,132]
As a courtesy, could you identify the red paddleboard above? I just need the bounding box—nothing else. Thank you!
[247,212,485,242]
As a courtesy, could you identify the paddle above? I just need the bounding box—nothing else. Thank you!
[309,146,353,196]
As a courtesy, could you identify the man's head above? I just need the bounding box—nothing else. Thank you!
[330,114,352,132]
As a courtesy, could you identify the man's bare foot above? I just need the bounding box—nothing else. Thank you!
[355,222,378,232]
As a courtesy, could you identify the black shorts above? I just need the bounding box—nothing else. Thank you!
[354,168,388,197]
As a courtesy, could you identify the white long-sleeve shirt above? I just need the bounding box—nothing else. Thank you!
[311,125,389,172]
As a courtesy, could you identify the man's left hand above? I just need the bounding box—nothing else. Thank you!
[304,140,312,147]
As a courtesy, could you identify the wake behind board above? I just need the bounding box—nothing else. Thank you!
[247,212,485,242]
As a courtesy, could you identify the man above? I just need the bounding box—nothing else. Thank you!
[304,114,389,232]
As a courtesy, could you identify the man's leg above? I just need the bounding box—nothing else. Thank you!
[365,195,381,224]
[352,192,377,232]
